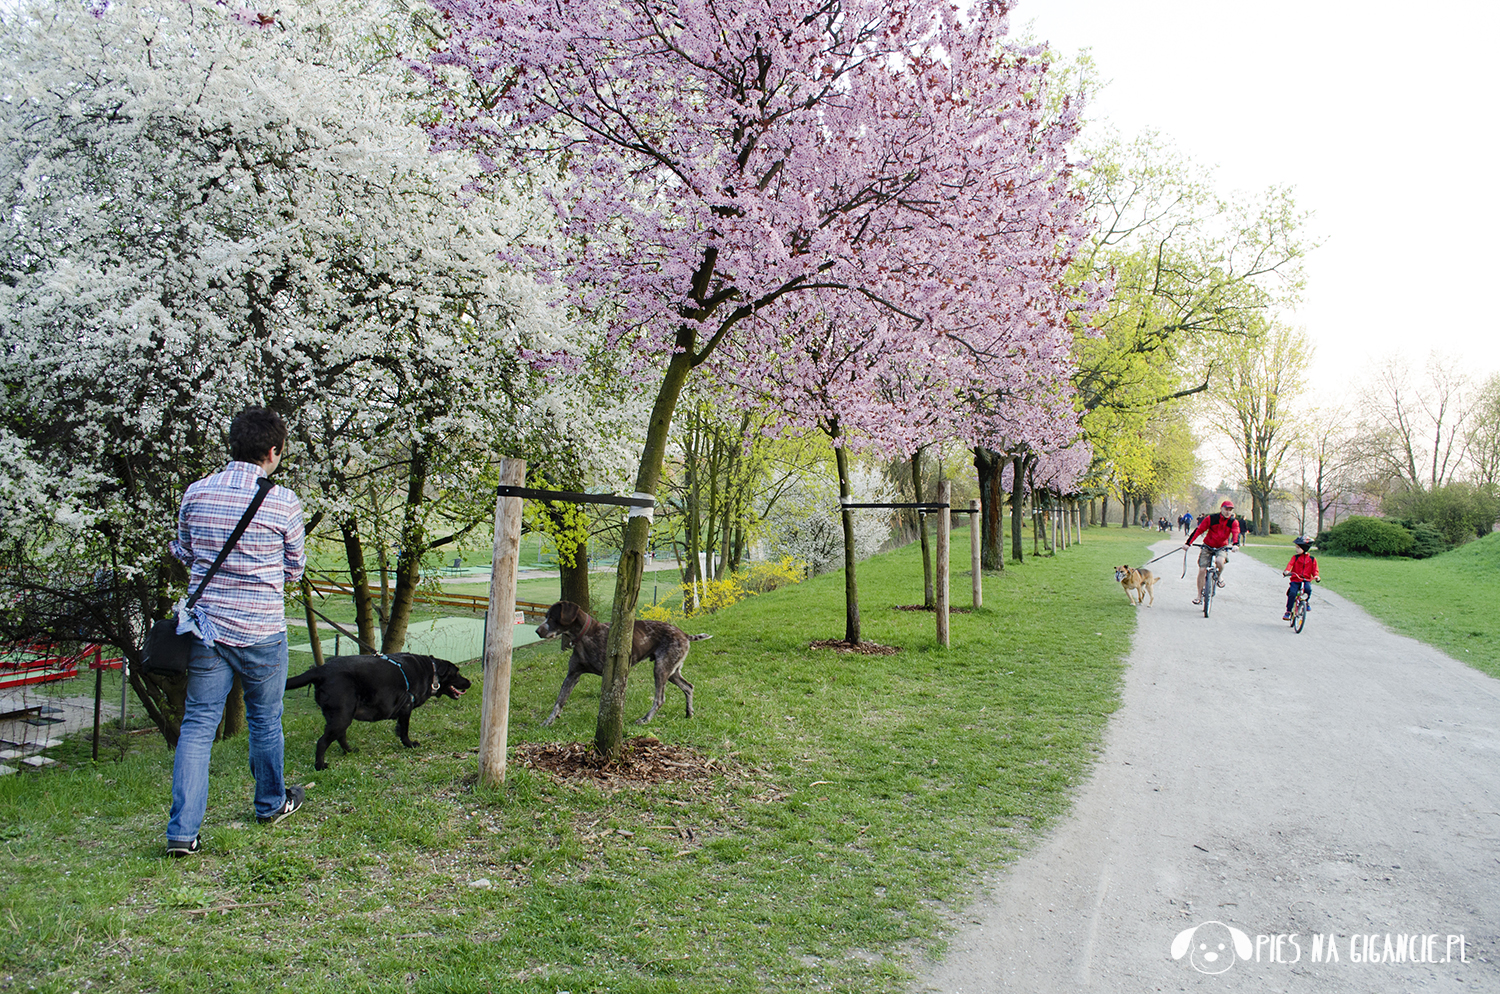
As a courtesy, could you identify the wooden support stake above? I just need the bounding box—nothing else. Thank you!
[936,481,951,647]
[969,498,982,609]
[479,457,526,787]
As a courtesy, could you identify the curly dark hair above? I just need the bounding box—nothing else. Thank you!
[228,406,288,464]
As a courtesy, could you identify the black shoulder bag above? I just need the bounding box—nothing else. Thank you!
[141,476,275,676]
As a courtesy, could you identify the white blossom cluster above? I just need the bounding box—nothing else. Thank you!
[765,463,897,577]
[0,0,638,633]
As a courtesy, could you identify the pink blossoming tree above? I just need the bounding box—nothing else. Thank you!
[422,0,1094,757]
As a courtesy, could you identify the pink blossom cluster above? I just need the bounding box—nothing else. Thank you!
[419,0,1100,460]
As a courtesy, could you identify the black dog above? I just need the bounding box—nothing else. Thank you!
[285,653,470,770]
[535,600,709,726]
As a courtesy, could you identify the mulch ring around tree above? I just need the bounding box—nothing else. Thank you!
[511,736,734,788]
[808,638,901,655]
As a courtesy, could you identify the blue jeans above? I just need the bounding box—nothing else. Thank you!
[167,632,289,842]
[1286,581,1312,614]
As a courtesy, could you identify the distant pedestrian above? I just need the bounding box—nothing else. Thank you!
[165,406,307,857]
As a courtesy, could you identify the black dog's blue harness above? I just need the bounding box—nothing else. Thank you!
[382,654,416,710]
[380,653,440,710]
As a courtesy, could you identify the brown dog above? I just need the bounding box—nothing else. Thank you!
[1114,564,1159,607]
[534,601,710,725]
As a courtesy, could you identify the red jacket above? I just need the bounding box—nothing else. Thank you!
[1188,512,1240,548]
[1284,553,1319,582]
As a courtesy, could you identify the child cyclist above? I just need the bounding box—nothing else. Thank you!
[1282,537,1321,620]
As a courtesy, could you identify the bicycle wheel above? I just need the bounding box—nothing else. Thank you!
[1202,570,1214,618]
[1293,597,1306,633]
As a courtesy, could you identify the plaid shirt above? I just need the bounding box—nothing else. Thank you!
[170,461,306,646]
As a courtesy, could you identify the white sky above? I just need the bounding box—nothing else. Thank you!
[1018,0,1500,408]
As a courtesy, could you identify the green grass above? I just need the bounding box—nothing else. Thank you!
[1,528,1150,994]
[1239,532,1500,679]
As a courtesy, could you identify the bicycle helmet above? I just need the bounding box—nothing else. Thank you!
[1293,536,1313,550]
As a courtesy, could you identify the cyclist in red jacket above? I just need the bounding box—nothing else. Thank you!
[1184,499,1242,604]
[1282,537,1321,619]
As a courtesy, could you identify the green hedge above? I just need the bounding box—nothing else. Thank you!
[1388,519,1451,560]
[1316,516,1414,557]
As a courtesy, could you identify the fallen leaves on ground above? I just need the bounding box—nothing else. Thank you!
[512,736,730,787]
[807,639,901,655]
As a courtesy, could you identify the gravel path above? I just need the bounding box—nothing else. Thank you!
[918,540,1500,992]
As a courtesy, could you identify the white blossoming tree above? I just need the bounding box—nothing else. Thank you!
[0,0,613,739]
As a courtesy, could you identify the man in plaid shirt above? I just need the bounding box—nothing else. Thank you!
[165,407,308,857]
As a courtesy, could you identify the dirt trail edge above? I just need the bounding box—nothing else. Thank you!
[918,540,1500,993]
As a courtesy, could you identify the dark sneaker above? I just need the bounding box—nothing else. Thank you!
[1191,597,1201,605]
[1283,613,1293,621]
[167,836,201,858]
[257,785,305,825]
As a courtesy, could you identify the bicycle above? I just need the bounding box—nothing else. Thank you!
[1288,586,1311,633]
[1187,543,1232,618]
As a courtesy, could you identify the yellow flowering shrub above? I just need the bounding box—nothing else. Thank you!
[643,556,809,619]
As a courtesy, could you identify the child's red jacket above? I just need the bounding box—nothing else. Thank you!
[1284,553,1319,582]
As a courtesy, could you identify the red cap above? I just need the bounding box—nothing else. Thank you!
[1220,500,1235,509]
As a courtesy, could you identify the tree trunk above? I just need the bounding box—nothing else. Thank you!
[382,445,429,654]
[730,523,745,573]
[914,447,934,607]
[1010,453,1027,563]
[300,577,326,667]
[718,487,733,579]
[683,430,702,609]
[375,543,392,627]
[131,666,183,745]
[834,435,861,645]
[558,538,591,611]
[597,347,694,762]
[340,517,379,650]
[973,446,1005,572]
[1030,463,1044,556]
[368,482,392,627]
[703,441,721,583]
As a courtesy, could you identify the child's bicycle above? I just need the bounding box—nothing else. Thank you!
[1284,576,1320,633]
[1288,587,1311,633]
